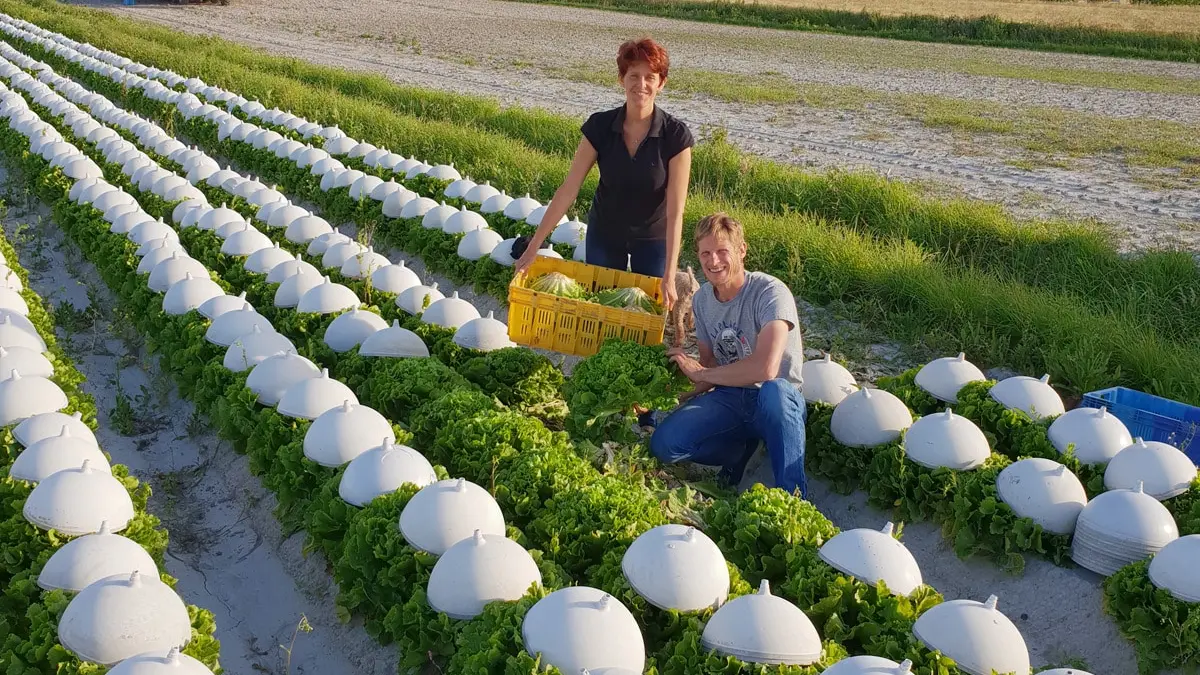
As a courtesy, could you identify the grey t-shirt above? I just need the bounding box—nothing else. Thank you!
[692,271,804,389]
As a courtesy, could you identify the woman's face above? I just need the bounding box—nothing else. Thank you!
[622,62,664,107]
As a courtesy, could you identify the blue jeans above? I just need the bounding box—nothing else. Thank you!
[650,379,808,498]
[585,229,666,277]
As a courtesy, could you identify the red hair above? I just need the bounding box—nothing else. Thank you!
[617,38,670,80]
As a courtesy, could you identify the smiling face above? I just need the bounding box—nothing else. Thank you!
[621,61,665,108]
[697,232,747,288]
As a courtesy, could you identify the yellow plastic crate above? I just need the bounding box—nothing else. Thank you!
[508,257,666,357]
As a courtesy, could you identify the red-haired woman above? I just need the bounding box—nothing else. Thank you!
[513,37,694,310]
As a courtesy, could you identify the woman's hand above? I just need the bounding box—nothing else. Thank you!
[660,269,677,312]
[513,246,539,275]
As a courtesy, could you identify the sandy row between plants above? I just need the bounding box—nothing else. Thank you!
[0,166,396,674]
[72,0,1200,255]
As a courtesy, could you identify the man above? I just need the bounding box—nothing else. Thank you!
[648,212,808,498]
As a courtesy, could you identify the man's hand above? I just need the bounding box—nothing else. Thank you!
[513,246,539,275]
[668,348,707,384]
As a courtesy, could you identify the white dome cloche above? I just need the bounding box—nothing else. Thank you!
[338,439,437,506]
[399,478,506,555]
[1047,406,1133,465]
[204,304,270,347]
[370,261,421,295]
[421,201,457,231]
[551,217,587,246]
[490,238,518,267]
[0,286,30,316]
[0,313,47,352]
[323,135,357,156]
[458,228,504,261]
[823,657,913,675]
[285,214,333,244]
[621,524,730,612]
[525,205,566,228]
[701,579,821,665]
[307,230,350,257]
[503,194,541,222]
[522,586,645,674]
[297,277,360,315]
[245,351,321,407]
[464,181,500,205]
[397,282,445,316]
[321,240,365,270]
[57,571,192,666]
[359,320,431,358]
[912,595,1030,675]
[453,311,516,352]
[0,344,54,379]
[799,353,858,406]
[1072,483,1179,575]
[818,522,923,596]
[399,196,438,221]
[106,648,215,675]
[340,248,390,280]
[277,368,358,420]
[37,520,157,593]
[1104,438,1197,500]
[425,163,462,181]
[23,459,135,535]
[480,192,514,215]
[9,425,111,483]
[996,458,1088,535]
[222,325,296,372]
[902,408,990,471]
[0,370,68,426]
[128,219,180,248]
[323,307,388,353]
[421,291,481,329]
[221,228,274,257]
[197,204,243,232]
[349,174,384,201]
[989,374,1065,421]
[274,269,324,309]
[830,388,914,449]
[266,204,310,230]
[197,291,250,320]
[267,255,320,285]
[428,530,542,619]
[381,188,418,218]
[1148,535,1200,603]
[444,177,477,200]
[304,400,395,467]
[244,242,294,275]
[148,252,208,292]
[443,206,487,235]
[915,353,986,403]
[162,273,224,316]
[14,410,96,448]
[370,177,404,201]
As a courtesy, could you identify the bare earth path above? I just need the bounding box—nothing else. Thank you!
[76,0,1200,253]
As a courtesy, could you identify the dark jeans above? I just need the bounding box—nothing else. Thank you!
[649,379,808,498]
[585,229,666,277]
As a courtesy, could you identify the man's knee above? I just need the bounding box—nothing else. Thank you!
[649,416,684,463]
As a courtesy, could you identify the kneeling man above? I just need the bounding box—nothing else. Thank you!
[649,212,808,498]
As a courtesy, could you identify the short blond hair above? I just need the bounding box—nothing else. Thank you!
[694,212,744,248]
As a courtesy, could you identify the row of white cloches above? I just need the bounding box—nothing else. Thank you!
[0,76,212,672]
[802,351,1197,578]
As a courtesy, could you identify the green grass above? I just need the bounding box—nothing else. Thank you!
[499,0,1200,62]
[9,0,1200,407]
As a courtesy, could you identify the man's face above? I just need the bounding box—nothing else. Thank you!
[697,232,746,286]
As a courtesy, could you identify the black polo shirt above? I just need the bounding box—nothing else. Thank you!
[581,104,694,245]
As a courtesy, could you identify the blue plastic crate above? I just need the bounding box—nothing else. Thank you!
[1080,386,1199,466]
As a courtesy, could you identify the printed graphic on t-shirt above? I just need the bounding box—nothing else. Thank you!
[713,321,753,365]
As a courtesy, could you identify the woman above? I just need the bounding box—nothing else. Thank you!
[512,37,694,310]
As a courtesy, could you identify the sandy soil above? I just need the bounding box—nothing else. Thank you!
[77,0,1200,253]
[0,169,397,674]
